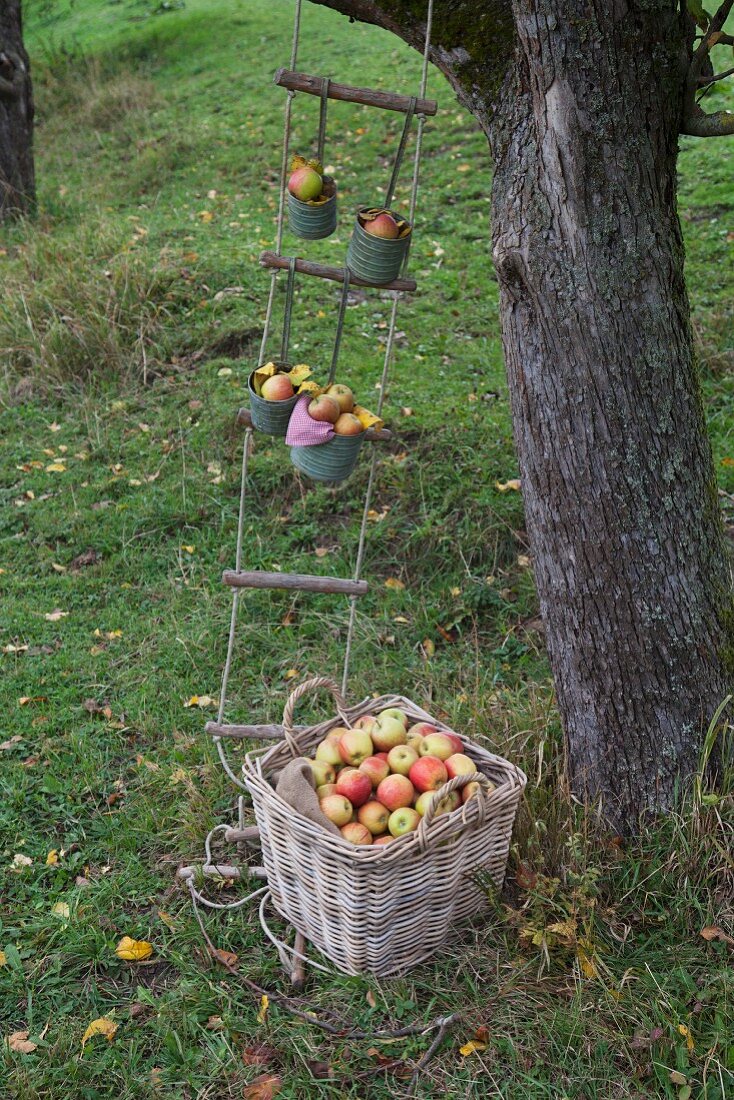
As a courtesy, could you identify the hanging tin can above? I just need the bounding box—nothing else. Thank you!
[288,176,337,240]
[346,207,412,286]
[290,432,364,484]
[248,362,300,437]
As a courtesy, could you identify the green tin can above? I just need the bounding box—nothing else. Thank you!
[290,433,364,484]
[288,177,337,240]
[248,365,299,437]
[346,207,412,286]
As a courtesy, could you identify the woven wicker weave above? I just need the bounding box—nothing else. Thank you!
[243,678,526,977]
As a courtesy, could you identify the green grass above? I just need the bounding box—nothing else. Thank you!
[1,2,733,1097]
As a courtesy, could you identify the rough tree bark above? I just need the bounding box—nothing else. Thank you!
[312,0,734,831]
[0,0,35,220]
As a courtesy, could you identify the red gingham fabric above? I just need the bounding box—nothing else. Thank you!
[285,394,335,447]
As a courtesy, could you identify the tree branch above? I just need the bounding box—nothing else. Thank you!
[681,0,734,136]
[698,64,734,86]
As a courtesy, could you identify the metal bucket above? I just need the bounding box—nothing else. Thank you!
[346,208,411,286]
[287,178,337,240]
[248,367,299,437]
[290,433,364,484]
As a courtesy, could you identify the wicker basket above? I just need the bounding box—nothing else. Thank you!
[243,677,526,977]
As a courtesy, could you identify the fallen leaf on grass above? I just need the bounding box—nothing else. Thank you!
[243,1074,282,1100]
[116,936,153,961]
[242,1044,277,1067]
[157,910,175,929]
[0,951,6,966]
[384,577,405,590]
[284,669,299,680]
[206,1015,225,1030]
[183,695,217,709]
[7,1030,37,1054]
[44,609,69,622]
[51,902,70,920]
[700,925,734,945]
[257,995,269,1025]
[81,1017,117,1048]
[1,735,23,749]
[45,462,66,473]
[495,479,521,493]
[46,850,59,866]
[11,853,32,869]
[677,1023,694,1053]
[670,1070,687,1086]
[459,1038,488,1056]
[211,947,238,968]
[365,989,377,1008]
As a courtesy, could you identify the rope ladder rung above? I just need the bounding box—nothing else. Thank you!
[273,67,438,116]
[259,251,417,293]
[222,569,369,596]
[205,721,307,740]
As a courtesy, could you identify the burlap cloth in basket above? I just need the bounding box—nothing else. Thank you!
[275,758,340,836]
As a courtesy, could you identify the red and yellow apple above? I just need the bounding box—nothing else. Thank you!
[354,715,377,735]
[386,744,418,776]
[260,374,294,402]
[335,767,372,808]
[463,778,495,803]
[417,732,455,761]
[388,807,420,837]
[409,755,448,793]
[376,773,415,811]
[320,794,353,827]
[357,800,390,835]
[338,728,374,766]
[373,834,395,846]
[406,722,437,749]
[326,383,354,414]
[445,753,477,779]
[315,739,343,768]
[334,412,364,436]
[308,394,340,423]
[359,755,390,788]
[288,165,322,202]
[364,212,399,239]
[316,782,338,799]
[378,707,408,729]
[371,714,407,752]
[340,821,373,845]
[415,789,460,818]
[308,759,335,788]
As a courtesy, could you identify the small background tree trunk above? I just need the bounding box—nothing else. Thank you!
[489,2,732,830]
[0,0,35,220]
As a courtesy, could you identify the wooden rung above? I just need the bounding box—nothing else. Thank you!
[206,721,305,740]
[236,407,392,441]
[260,251,417,293]
[177,863,266,881]
[223,826,260,843]
[222,570,368,596]
[274,68,438,117]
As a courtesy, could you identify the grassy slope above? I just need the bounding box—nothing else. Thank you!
[0,2,732,1097]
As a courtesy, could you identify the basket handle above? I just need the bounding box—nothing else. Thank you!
[416,771,494,850]
[281,675,350,757]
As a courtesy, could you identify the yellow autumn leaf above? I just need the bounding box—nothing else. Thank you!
[45,609,69,622]
[0,950,6,966]
[678,1023,694,1053]
[286,363,312,386]
[181,545,195,554]
[115,936,153,961]
[45,462,66,473]
[251,362,278,395]
[51,902,70,920]
[183,695,217,709]
[459,1039,488,1056]
[450,586,461,596]
[384,578,405,590]
[295,379,322,397]
[46,850,59,866]
[157,910,176,929]
[198,210,213,223]
[81,1017,117,1048]
[257,994,269,1024]
[284,669,299,680]
[353,404,384,432]
[422,638,435,658]
[577,939,598,979]
[546,919,577,943]
[495,479,521,493]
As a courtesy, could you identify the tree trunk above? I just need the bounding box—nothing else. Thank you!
[312,0,734,831]
[490,2,732,830]
[0,0,35,220]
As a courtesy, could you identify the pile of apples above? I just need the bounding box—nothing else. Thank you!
[306,383,364,436]
[306,708,495,846]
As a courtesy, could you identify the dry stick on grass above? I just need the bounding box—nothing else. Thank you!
[188,880,460,1055]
